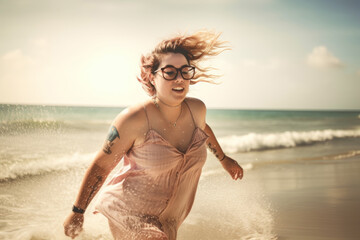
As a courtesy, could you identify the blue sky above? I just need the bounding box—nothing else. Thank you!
[0,0,359,110]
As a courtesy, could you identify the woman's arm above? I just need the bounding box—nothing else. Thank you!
[204,123,225,161]
[72,131,124,213]
[184,98,243,181]
[63,147,121,239]
[204,123,243,180]
[63,106,143,238]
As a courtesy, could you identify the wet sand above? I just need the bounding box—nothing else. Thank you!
[249,157,360,240]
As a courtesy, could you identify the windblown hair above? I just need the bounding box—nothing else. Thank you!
[137,30,230,96]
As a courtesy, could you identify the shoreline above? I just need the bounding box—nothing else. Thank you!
[249,157,360,239]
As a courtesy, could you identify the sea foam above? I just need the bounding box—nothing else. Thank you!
[0,152,95,182]
[219,129,360,153]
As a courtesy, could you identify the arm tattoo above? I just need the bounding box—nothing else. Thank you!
[103,126,120,154]
[85,175,103,207]
[208,142,219,159]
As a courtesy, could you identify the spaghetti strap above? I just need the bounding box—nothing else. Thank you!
[143,105,151,129]
[184,100,196,127]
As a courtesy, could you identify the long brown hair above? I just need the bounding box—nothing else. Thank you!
[137,30,230,96]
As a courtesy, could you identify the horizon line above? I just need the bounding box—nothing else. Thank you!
[0,102,359,112]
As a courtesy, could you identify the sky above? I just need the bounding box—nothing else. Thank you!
[0,0,359,110]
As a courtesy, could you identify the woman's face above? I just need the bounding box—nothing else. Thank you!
[152,53,191,105]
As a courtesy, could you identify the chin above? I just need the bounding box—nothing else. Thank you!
[173,92,188,101]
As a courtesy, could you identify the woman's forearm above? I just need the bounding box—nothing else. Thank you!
[73,159,111,211]
[204,123,226,161]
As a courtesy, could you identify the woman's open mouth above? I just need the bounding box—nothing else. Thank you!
[172,87,185,93]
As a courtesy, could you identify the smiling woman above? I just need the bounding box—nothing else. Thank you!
[63,30,243,240]
[137,31,230,97]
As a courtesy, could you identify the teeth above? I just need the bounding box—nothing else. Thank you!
[173,87,184,90]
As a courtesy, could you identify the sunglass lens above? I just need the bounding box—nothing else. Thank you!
[181,66,195,80]
[162,67,177,80]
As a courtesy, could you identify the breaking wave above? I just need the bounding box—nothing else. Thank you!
[219,129,360,153]
[0,152,95,182]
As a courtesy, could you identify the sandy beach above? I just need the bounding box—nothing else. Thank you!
[1,105,359,240]
[249,157,360,240]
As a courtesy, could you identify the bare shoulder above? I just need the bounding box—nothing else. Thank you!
[95,103,148,169]
[185,97,207,111]
[112,102,148,135]
[185,97,207,129]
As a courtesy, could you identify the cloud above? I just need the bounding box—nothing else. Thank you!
[1,49,37,73]
[1,38,49,78]
[307,46,343,69]
[0,49,40,103]
[0,49,39,85]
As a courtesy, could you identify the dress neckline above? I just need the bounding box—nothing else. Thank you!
[133,127,208,155]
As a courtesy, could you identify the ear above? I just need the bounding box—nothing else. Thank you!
[149,75,156,86]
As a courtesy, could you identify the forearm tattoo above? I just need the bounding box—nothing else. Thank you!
[208,142,220,159]
[85,175,103,207]
[103,126,120,154]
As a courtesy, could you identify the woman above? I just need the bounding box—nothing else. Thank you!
[63,30,243,240]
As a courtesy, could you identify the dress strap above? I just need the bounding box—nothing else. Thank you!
[184,99,196,127]
[143,105,151,129]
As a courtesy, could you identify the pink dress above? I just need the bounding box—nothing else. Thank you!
[94,101,208,240]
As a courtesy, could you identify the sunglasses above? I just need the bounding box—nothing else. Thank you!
[153,65,195,80]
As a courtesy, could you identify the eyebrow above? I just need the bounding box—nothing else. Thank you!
[161,64,189,69]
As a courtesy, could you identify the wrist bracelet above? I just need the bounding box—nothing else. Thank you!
[220,154,226,161]
[72,205,85,214]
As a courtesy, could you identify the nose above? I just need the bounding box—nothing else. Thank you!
[174,71,184,82]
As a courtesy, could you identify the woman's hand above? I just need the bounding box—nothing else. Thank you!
[221,156,244,180]
[63,212,84,239]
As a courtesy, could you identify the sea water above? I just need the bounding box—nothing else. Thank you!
[0,104,359,240]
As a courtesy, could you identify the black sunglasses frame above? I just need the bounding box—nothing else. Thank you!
[153,65,195,81]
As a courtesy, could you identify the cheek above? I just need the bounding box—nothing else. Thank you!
[154,79,170,91]
[152,78,160,88]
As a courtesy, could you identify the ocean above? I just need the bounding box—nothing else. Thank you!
[0,104,359,240]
